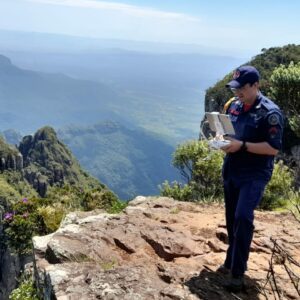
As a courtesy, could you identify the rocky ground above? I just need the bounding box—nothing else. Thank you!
[33,196,300,300]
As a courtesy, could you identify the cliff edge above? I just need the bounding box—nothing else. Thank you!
[33,197,300,300]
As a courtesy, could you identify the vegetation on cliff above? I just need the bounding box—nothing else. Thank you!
[204,44,300,114]
[58,121,179,200]
[0,126,125,255]
[160,140,295,210]
[162,45,300,209]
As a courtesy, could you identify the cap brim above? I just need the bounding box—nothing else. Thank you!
[226,80,242,89]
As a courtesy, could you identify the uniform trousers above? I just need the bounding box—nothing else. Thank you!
[223,178,268,276]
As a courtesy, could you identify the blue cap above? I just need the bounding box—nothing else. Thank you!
[226,66,260,88]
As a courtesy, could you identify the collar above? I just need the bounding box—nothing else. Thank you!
[253,92,263,110]
[242,92,262,113]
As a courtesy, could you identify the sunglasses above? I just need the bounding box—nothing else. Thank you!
[230,85,247,93]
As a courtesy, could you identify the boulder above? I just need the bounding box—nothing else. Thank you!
[33,197,300,299]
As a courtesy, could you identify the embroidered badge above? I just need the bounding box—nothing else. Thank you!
[268,114,280,126]
[233,70,240,79]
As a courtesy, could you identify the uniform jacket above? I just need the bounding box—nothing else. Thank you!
[223,93,283,182]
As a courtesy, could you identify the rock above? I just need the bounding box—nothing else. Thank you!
[215,227,228,244]
[33,197,300,300]
[0,251,32,300]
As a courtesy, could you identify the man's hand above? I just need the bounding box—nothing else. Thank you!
[220,137,279,155]
[221,137,242,153]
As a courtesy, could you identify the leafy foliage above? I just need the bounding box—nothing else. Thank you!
[58,122,179,200]
[2,183,126,253]
[160,140,224,201]
[0,176,23,207]
[36,205,65,232]
[160,181,193,201]
[289,189,300,222]
[2,171,38,199]
[260,161,294,210]
[19,126,103,196]
[205,44,300,115]
[161,139,295,209]
[9,274,39,300]
[3,198,46,254]
[0,127,125,254]
[81,188,122,212]
[270,62,300,137]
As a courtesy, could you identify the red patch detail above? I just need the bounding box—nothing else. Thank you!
[243,104,252,112]
[230,109,240,116]
[269,127,278,135]
[233,70,240,79]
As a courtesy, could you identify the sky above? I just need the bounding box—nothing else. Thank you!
[0,0,299,56]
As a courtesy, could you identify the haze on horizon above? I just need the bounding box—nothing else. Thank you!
[0,0,299,57]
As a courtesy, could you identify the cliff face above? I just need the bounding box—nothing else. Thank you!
[19,126,101,197]
[0,137,23,171]
[0,126,112,299]
[33,197,300,300]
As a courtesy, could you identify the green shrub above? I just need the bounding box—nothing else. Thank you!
[0,177,22,207]
[37,204,66,232]
[159,181,193,201]
[161,140,295,209]
[81,188,120,211]
[45,184,84,210]
[107,199,128,214]
[260,160,294,210]
[2,171,38,199]
[9,275,39,300]
[289,189,300,221]
[160,140,224,201]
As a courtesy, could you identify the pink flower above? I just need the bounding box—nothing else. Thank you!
[4,212,14,221]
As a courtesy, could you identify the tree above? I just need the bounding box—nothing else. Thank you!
[160,140,224,201]
[270,62,300,137]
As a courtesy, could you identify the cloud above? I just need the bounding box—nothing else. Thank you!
[27,0,199,22]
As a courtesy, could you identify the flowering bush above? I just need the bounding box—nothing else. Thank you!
[3,198,46,254]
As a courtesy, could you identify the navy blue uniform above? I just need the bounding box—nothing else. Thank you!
[222,93,283,276]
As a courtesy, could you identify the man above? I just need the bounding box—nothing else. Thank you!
[218,65,283,292]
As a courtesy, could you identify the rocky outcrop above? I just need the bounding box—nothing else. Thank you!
[0,153,23,171]
[19,126,101,197]
[0,136,23,171]
[0,251,32,300]
[33,196,300,300]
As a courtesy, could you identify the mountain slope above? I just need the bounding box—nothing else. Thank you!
[19,126,103,196]
[204,44,300,113]
[0,55,128,132]
[58,122,180,199]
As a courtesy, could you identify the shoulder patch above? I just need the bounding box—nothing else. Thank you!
[268,113,280,125]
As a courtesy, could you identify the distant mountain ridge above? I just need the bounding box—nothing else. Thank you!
[58,121,180,199]
[1,124,179,200]
[0,29,248,56]
[0,54,128,133]
[0,30,245,141]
